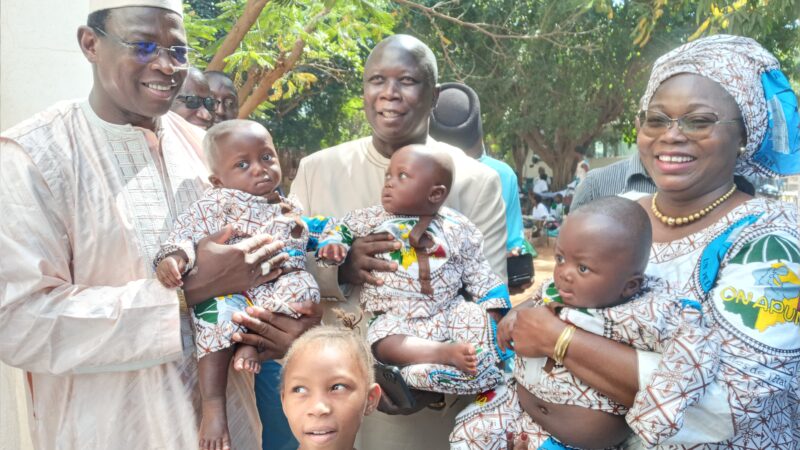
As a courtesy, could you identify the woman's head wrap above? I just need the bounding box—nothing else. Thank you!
[640,34,799,177]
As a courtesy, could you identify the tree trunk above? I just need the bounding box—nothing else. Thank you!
[510,138,527,185]
[237,39,306,118]
[207,0,272,72]
[551,155,576,190]
[238,66,262,106]
[520,131,577,190]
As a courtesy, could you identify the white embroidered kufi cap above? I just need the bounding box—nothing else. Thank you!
[89,0,183,16]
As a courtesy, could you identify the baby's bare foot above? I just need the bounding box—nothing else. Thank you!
[199,397,230,450]
[439,342,478,375]
[233,344,261,374]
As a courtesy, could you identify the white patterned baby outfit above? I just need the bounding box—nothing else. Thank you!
[155,188,330,358]
[450,276,721,449]
[320,205,512,395]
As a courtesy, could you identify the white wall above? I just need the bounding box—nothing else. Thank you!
[1,0,92,131]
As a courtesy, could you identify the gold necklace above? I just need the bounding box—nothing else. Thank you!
[651,184,737,227]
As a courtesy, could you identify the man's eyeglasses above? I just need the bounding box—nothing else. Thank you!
[177,95,219,111]
[93,27,193,67]
[637,110,741,141]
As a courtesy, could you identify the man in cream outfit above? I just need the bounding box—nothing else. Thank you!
[0,1,318,448]
[291,34,507,449]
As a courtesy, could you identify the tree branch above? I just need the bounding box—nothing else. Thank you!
[238,65,262,106]
[238,7,332,118]
[394,0,598,49]
[207,0,272,71]
[274,77,333,119]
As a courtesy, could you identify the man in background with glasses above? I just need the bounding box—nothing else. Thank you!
[171,67,216,129]
[0,1,321,448]
[205,71,240,123]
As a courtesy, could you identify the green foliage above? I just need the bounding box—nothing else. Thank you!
[185,0,396,151]
[184,0,798,172]
[265,72,373,151]
[186,0,219,19]
[403,0,799,186]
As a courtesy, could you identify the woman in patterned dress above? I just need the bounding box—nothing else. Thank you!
[504,35,800,449]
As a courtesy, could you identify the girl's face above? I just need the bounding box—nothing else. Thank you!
[281,342,381,450]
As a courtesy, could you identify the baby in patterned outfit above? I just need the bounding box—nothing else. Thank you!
[154,120,329,450]
[450,197,721,450]
[318,144,512,397]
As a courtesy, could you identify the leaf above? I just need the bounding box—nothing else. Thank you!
[268,83,283,102]
[688,17,711,41]
[294,72,319,85]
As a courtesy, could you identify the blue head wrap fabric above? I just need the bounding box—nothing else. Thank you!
[639,34,800,178]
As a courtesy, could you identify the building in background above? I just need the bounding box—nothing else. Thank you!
[1,1,91,131]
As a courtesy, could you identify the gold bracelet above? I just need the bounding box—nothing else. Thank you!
[553,325,576,365]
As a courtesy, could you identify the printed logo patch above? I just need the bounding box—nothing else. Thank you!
[712,234,800,354]
[374,218,449,276]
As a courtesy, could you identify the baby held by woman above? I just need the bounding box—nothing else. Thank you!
[451,196,721,449]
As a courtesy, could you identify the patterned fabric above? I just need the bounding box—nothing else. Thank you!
[321,205,510,394]
[321,205,511,317]
[0,101,261,449]
[156,187,326,358]
[571,155,656,211]
[633,197,800,448]
[368,301,504,395]
[450,380,624,450]
[639,34,799,178]
[453,276,720,448]
[192,269,319,357]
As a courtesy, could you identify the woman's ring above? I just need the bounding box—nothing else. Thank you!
[261,262,272,275]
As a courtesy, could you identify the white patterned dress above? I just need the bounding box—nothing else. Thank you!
[452,198,800,449]
[627,198,800,449]
[450,277,720,450]
[155,188,329,358]
[320,205,512,395]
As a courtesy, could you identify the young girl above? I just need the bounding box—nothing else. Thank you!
[281,325,382,450]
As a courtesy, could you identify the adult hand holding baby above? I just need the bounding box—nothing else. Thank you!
[182,225,288,305]
[231,301,323,364]
[338,232,401,286]
[509,304,567,359]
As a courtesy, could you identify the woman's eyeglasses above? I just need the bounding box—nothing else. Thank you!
[93,27,193,67]
[177,95,219,111]
[637,110,741,140]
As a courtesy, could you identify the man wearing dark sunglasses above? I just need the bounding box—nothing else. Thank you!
[0,1,321,449]
[171,67,215,129]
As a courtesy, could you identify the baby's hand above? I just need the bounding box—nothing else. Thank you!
[319,244,348,264]
[156,255,187,288]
